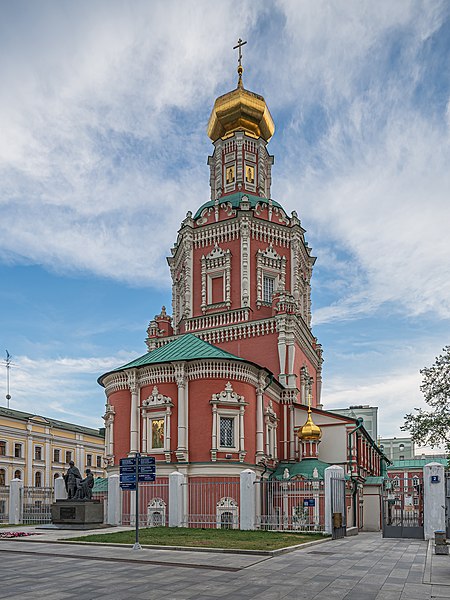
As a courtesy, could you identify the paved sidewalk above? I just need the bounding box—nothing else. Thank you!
[1,530,450,599]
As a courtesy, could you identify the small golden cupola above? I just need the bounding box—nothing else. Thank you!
[298,395,322,459]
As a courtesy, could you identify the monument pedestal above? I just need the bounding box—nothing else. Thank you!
[51,500,104,529]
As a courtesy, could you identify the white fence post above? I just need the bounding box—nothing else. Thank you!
[240,469,256,530]
[169,471,185,527]
[423,462,446,540]
[107,474,121,526]
[54,475,67,501]
[9,479,23,525]
[325,465,345,535]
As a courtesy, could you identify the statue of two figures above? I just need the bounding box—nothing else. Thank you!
[63,461,94,501]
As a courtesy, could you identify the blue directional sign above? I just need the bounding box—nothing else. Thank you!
[120,455,157,489]
[303,498,315,507]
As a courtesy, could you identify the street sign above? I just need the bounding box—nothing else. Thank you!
[138,474,156,482]
[120,474,137,483]
[303,498,315,507]
[138,466,156,474]
[120,458,136,467]
[140,457,155,465]
[120,482,136,490]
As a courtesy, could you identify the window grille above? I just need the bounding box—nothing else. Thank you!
[35,446,42,460]
[263,276,275,303]
[53,449,60,462]
[220,417,234,448]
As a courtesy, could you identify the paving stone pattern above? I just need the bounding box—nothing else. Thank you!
[0,532,449,599]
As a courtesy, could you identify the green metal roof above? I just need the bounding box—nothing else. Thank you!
[388,458,448,469]
[0,406,104,438]
[364,476,385,485]
[194,192,284,220]
[109,333,245,373]
[93,477,108,492]
[270,459,331,481]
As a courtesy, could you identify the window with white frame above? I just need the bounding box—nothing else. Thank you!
[14,443,22,458]
[141,386,173,455]
[263,275,275,304]
[210,382,247,461]
[219,417,235,448]
[256,245,286,308]
[201,246,231,312]
[393,477,400,488]
[412,476,420,488]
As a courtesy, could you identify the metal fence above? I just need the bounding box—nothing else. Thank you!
[256,478,325,531]
[92,490,108,523]
[0,486,9,524]
[121,479,169,526]
[22,486,53,525]
[185,478,240,529]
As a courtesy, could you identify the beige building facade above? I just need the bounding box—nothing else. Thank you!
[0,407,105,487]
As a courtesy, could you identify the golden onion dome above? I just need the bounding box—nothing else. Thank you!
[298,408,322,441]
[207,66,275,142]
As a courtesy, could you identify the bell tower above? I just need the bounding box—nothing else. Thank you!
[162,42,323,418]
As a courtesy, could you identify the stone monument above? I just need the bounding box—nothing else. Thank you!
[51,464,104,529]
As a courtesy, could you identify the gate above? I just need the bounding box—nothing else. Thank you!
[256,478,325,532]
[445,472,450,538]
[0,486,9,524]
[22,486,53,524]
[330,475,346,539]
[382,475,423,539]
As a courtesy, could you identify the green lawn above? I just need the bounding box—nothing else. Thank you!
[71,527,326,550]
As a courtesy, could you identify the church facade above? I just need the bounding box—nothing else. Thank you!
[99,59,386,530]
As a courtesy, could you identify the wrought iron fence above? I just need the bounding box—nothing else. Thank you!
[22,486,53,525]
[0,486,9,524]
[184,478,240,529]
[255,478,325,532]
[121,479,169,527]
[92,490,108,523]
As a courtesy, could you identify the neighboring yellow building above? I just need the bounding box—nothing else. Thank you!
[0,406,105,488]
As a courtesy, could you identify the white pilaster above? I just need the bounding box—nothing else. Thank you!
[128,369,139,455]
[107,474,121,526]
[256,388,264,460]
[169,471,185,527]
[424,462,446,540]
[240,469,256,530]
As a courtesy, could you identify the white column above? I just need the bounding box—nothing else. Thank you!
[141,415,148,454]
[127,369,139,455]
[169,471,185,527]
[240,469,256,530]
[45,438,51,487]
[54,475,67,500]
[424,462,446,540]
[256,388,264,459]
[175,364,187,459]
[289,405,295,460]
[239,406,245,452]
[325,465,345,535]
[283,405,287,460]
[9,479,23,525]
[26,431,33,486]
[107,474,121,526]
[212,404,218,451]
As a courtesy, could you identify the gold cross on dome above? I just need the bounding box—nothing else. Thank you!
[233,38,247,67]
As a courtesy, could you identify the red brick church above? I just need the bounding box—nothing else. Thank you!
[99,55,386,529]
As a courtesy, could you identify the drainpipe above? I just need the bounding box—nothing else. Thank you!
[348,418,364,528]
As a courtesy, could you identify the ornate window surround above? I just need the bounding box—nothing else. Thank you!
[210,382,248,462]
[201,245,231,313]
[216,496,239,529]
[264,399,279,460]
[256,244,286,308]
[141,386,174,462]
[147,497,166,527]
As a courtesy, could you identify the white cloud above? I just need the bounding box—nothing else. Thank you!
[8,353,135,428]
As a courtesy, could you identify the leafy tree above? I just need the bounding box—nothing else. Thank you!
[402,346,450,453]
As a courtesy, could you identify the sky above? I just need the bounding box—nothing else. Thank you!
[1,1,449,445]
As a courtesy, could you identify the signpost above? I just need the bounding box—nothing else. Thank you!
[119,454,156,550]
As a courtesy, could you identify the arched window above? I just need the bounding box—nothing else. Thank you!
[220,512,233,529]
[35,472,42,487]
[147,498,166,527]
[216,497,238,529]
[0,469,5,486]
[393,477,400,489]
[14,470,21,480]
